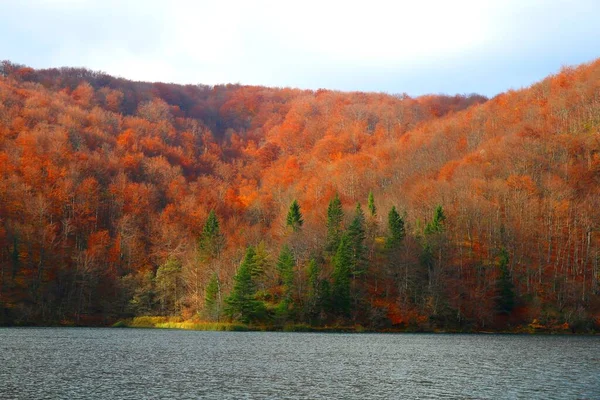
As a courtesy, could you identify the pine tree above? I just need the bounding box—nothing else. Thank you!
[422,205,447,289]
[496,247,515,314]
[326,194,344,251]
[225,247,265,323]
[275,245,296,321]
[367,190,377,217]
[386,206,405,249]
[331,233,352,317]
[306,258,321,319]
[204,272,220,321]
[198,210,225,261]
[251,241,270,287]
[195,210,226,316]
[348,203,367,277]
[424,205,446,235]
[277,245,295,300]
[320,279,332,315]
[286,200,304,232]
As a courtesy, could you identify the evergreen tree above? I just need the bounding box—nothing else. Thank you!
[286,200,304,232]
[307,259,320,295]
[320,279,332,315]
[198,210,225,261]
[496,247,515,314]
[367,190,377,217]
[306,258,321,320]
[204,272,220,321]
[225,247,265,323]
[424,205,446,235]
[331,233,352,317]
[386,206,405,249]
[251,241,270,287]
[348,203,367,277]
[275,245,296,321]
[365,192,379,257]
[326,194,344,251]
[195,210,226,315]
[277,245,295,300]
[422,205,447,289]
[419,243,434,279]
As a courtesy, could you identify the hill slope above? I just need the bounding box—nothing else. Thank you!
[0,59,598,331]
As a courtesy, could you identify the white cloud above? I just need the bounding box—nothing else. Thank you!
[2,0,599,94]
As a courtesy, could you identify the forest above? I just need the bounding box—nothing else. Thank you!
[0,59,599,332]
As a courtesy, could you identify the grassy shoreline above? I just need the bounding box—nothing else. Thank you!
[2,316,596,334]
[105,316,598,334]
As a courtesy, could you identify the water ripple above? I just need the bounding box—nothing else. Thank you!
[0,329,598,399]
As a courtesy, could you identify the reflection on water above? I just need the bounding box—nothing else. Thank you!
[0,328,598,399]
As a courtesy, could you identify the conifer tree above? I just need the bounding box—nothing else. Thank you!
[331,233,352,317]
[277,245,295,301]
[251,241,270,291]
[196,210,226,316]
[306,258,321,320]
[286,200,304,232]
[424,205,446,235]
[386,206,405,249]
[367,190,377,217]
[348,203,367,277]
[326,194,344,251]
[422,204,447,289]
[307,259,320,295]
[225,246,265,323]
[198,210,225,261]
[276,245,296,320]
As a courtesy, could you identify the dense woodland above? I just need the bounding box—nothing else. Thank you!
[0,59,599,331]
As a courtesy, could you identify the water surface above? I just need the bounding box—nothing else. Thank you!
[0,328,598,399]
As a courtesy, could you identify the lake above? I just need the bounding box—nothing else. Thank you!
[0,328,598,399]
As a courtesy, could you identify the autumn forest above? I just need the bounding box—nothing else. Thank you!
[0,59,599,332]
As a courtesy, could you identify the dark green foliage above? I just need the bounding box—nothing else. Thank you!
[421,205,447,289]
[367,191,377,217]
[420,243,434,275]
[251,241,270,283]
[286,200,304,232]
[277,245,295,299]
[326,194,344,251]
[204,273,220,320]
[307,259,319,294]
[306,258,329,322]
[424,205,446,235]
[331,233,352,317]
[275,245,296,321]
[198,210,225,260]
[386,206,405,249]
[320,279,332,315]
[124,271,156,316]
[496,248,515,314]
[348,203,367,277]
[225,247,265,323]
[306,259,320,312]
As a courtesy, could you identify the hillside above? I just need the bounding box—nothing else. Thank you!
[0,59,598,331]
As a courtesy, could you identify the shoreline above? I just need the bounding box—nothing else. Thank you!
[2,318,597,335]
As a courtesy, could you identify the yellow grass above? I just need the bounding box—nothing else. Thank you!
[155,321,249,331]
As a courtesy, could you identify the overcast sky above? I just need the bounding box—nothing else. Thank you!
[1,0,599,96]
